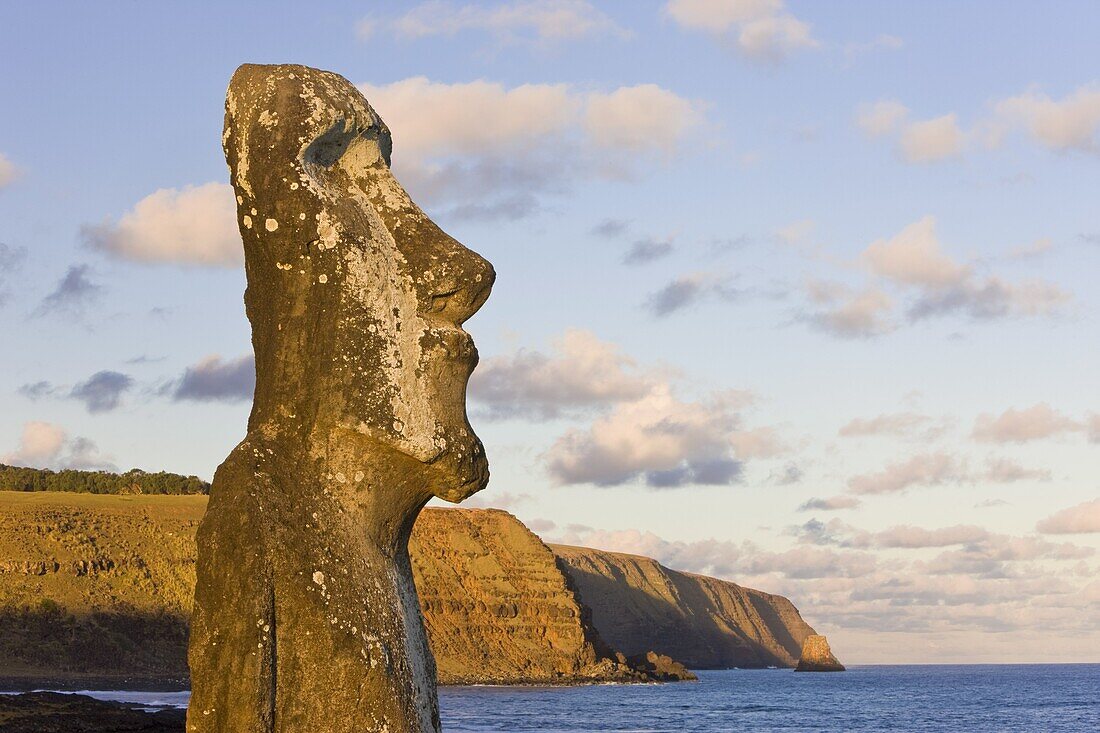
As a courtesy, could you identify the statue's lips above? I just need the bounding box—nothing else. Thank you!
[438,328,478,367]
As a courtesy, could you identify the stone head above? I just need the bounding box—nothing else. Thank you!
[223,64,493,502]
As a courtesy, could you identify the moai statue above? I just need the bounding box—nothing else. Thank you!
[187,64,493,733]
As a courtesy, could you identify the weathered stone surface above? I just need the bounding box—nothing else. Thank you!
[794,634,845,672]
[553,544,818,669]
[187,64,494,733]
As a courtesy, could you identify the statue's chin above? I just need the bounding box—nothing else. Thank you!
[432,452,490,504]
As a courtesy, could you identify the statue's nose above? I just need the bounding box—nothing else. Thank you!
[428,254,494,327]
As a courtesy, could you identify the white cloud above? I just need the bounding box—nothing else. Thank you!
[856,100,909,137]
[359,77,703,218]
[995,85,1100,153]
[545,385,758,487]
[848,452,965,495]
[0,153,18,189]
[862,216,969,287]
[83,182,240,266]
[1037,499,1100,535]
[470,329,658,419]
[982,457,1051,483]
[857,103,964,162]
[838,411,942,439]
[1,421,114,471]
[899,114,965,163]
[861,217,1070,322]
[363,0,626,44]
[859,84,1100,162]
[972,403,1083,444]
[584,84,702,154]
[803,281,895,338]
[665,0,819,62]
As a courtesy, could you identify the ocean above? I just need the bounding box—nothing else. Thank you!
[20,665,1100,732]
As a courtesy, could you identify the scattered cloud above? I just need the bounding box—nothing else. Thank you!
[1007,237,1054,260]
[857,102,962,162]
[899,114,965,163]
[170,354,255,402]
[768,462,803,485]
[359,0,627,46]
[590,218,629,238]
[1,421,114,471]
[848,452,965,495]
[664,0,819,62]
[545,385,762,487]
[994,85,1100,153]
[35,264,102,316]
[867,217,1069,323]
[82,182,240,266]
[0,153,18,189]
[1037,499,1100,535]
[461,490,534,510]
[622,237,674,265]
[839,411,946,440]
[862,216,968,287]
[469,329,658,419]
[359,77,703,219]
[803,281,894,338]
[972,403,1082,444]
[18,381,58,400]
[857,100,909,137]
[69,370,134,413]
[982,457,1051,483]
[859,84,1100,162]
[798,495,861,512]
[645,272,740,316]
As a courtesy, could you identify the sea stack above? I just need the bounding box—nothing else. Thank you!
[187,64,494,733]
[794,634,845,672]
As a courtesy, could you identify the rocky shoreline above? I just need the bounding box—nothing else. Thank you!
[0,692,185,733]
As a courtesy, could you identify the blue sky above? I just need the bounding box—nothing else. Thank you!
[1,1,1098,663]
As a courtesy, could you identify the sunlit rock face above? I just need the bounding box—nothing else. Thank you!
[187,63,494,733]
[794,634,845,672]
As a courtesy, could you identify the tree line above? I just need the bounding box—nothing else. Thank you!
[0,464,210,495]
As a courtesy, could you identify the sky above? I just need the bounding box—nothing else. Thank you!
[1,1,1098,664]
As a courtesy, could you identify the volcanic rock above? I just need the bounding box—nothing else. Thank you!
[188,63,494,733]
[794,634,845,672]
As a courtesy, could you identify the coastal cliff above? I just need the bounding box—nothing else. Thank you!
[0,490,826,684]
[553,545,816,668]
[409,507,662,684]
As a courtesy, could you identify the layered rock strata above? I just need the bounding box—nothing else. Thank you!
[0,493,830,684]
[553,544,816,669]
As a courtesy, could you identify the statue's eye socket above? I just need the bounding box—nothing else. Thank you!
[430,289,460,313]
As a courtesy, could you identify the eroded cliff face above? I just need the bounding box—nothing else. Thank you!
[0,494,654,685]
[552,545,816,669]
[0,492,823,683]
[409,508,650,684]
